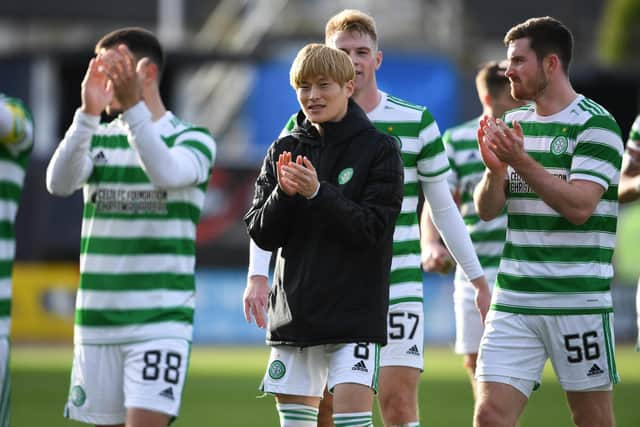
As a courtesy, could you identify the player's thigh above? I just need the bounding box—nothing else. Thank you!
[262,345,328,399]
[477,311,547,398]
[64,344,126,425]
[381,304,424,370]
[543,313,618,391]
[126,407,171,427]
[475,380,528,425]
[123,339,190,418]
[329,342,378,414]
[454,294,484,355]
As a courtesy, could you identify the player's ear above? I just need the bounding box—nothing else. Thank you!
[139,59,159,84]
[344,79,355,97]
[375,50,382,70]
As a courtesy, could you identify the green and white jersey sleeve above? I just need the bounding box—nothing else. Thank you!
[495,95,623,315]
[369,91,450,307]
[443,117,505,297]
[76,112,215,344]
[0,95,33,337]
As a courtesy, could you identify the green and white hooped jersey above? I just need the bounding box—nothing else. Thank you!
[369,92,450,307]
[443,117,505,295]
[495,95,623,315]
[76,113,215,344]
[0,95,33,338]
[284,91,451,307]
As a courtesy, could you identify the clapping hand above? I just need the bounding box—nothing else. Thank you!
[98,44,148,111]
[80,57,113,116]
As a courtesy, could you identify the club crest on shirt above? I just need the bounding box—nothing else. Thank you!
[338,168,354,185]
[550,136,568,155]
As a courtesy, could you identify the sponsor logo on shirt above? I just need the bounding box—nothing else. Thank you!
[510,171,566,193]
[92,188,168,214]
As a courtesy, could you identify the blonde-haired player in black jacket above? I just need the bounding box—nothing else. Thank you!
[245,43,403,427]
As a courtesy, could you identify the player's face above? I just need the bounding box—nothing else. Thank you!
[505,38,548,102]
[327,31,381,96]
[296,75,354,127]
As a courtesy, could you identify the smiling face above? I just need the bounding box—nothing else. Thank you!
[327,30,381,97]
[505,38,549,102]
[296,75,354,127]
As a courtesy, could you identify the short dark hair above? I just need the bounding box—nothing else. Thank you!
[96,27,165,76]
[504,16,573,75]
[476,61,510,99]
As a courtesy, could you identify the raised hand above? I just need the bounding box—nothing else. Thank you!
[282,155,319,198]
[80,57,113,116]
[99,44,146,111]
[276,151,296,196]
[481,116,527,167]
[477,115,507,173]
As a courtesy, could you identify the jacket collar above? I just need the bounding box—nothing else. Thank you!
[290,98,373,147]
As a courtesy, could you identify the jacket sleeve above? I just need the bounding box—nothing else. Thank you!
[310,135,403,248]
[244,142,300,251]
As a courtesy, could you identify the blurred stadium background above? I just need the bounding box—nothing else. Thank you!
[1,0,639,425]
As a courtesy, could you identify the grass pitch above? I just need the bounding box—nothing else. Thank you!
[12,345,640,426]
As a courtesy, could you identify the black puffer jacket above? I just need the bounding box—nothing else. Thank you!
[245,99,403,346]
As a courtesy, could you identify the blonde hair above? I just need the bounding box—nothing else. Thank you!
[324,9,378,50]
[289,43,355,89]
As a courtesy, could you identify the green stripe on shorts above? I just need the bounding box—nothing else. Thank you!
[602,313,619,384]
[372,344,380,393]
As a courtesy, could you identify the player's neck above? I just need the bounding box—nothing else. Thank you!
[534,78,577,117]
[145,93,168,121]
[353,85,381,114]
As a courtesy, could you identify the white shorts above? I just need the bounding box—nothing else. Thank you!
[453,293,484,355]
[261,342,380,397]
[452,269,497,355]
[64,339,190,425]
[477,311,618,398]
[0,338,9,427]
[380,303,424,370]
